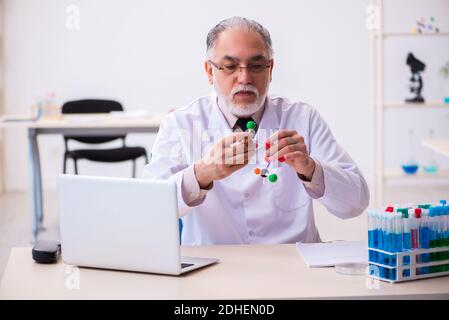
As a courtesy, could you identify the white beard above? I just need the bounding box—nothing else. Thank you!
[214,82,268,117]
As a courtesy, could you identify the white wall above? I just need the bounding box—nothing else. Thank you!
[3,0,449,192]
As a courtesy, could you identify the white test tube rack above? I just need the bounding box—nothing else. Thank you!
[368,246,449,283]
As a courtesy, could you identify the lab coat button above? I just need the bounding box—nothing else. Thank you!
[249,231,254,236]
[245,193,250,199]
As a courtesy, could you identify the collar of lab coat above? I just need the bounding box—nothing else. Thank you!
[206,92,280,132]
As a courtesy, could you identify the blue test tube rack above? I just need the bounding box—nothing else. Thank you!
[368,246,449,283]
[368,200,449,283]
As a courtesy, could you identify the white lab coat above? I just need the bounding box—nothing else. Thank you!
[143,93,370,245]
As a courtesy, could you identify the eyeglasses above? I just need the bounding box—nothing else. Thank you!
[208,60,272,75]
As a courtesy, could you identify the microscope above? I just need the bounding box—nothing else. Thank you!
[405,53,426,103]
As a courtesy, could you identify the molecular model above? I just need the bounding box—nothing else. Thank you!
[245,120,280,183]
[412,17,440,34]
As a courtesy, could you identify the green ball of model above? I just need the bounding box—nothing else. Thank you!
[246,121,256,130]
[268,173,278,183]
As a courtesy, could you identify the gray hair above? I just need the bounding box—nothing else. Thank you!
[206,16,273,59]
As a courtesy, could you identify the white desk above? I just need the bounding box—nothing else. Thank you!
[1,114,163,239]
[1,244,449,299]
[422,139,449,159]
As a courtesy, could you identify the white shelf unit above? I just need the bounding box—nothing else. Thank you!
[384,101,449,109]
[371,0,449,206]
[384,169,449,180]
[381,32,449,38]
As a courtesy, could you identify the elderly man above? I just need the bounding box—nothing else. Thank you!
[143,17,369,245]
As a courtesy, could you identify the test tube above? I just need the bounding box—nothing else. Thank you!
[438,203,448,265]
[379,212,385,251]
[383,213,389,252]
[410,209,417,249]
[374,212,379,250]
[368,211,374,249]
[379,212,384,251]
[442,207,448,266]
[435,206,442,267]
[383,206,393,252]
[413,208,422,250]
[422,208,430,273]
[441,201,447,238]
[403,215,411,254]
[384,211,390,253]
[396,209,406,249]
[429,207,437,262]
[395,212,403,253]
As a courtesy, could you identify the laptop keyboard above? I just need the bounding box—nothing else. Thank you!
[181,263,194,269]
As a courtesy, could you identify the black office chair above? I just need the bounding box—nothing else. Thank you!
[62,99,148,177]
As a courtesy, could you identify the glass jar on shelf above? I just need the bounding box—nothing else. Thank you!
[423,129,439,174]
[401,129,419,175]
[440,61,449,104]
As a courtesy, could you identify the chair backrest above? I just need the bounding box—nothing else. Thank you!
[62,99,125,144]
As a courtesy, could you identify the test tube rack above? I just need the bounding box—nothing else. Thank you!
[368,246,449,283]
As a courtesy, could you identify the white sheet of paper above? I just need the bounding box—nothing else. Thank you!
[296,240,368,268]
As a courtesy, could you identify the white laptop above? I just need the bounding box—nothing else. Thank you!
[58,174,218,275]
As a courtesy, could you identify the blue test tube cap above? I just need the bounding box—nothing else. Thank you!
[441,206,449,216]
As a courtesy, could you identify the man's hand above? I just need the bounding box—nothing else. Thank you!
[194,132,256,188]
[265,130,316,181]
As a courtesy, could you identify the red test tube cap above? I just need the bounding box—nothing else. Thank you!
[414,208,422,218]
